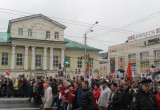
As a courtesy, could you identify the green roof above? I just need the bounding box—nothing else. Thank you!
[0,32,11,42]
[64,38,102,51]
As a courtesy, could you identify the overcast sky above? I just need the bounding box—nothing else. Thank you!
[1,0,160,51]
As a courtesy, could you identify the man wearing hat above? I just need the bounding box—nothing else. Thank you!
[98,80,111,110]
[130,79,157,110]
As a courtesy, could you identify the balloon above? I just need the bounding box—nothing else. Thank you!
[43,83,47,89]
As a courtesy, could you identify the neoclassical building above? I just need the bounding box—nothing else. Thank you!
[0,14,101,79]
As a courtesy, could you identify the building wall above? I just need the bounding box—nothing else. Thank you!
[10,17,64,41]
[0,46,100,78]
[108,34,160,77]
[0,45,11,70]
[65,50,100,78]
[100,63,108,77]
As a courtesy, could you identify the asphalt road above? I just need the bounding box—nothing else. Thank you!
[0,98,40,110]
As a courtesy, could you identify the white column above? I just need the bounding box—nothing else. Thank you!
[61,48,65,69]
[50,48,54,70]
[24,46,29,70]
[149,49,154,65]
[43,47,47,70]
[136,53,141,76]
[115,57,118,71]
[10,46,16,70]
[31,46,36,70]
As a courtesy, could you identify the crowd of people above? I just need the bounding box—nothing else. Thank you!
[0,74,160,110]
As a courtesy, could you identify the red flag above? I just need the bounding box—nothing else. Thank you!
[6,70,10,76]
[126,61,132,81]
[84,61,91,78]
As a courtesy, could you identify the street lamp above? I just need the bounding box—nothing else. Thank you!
[84,21,98,85]
[84,21,98,64]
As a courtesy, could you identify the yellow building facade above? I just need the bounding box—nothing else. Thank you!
[0,14,101,79]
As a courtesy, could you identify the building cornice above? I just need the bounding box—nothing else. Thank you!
[11,37,67,47]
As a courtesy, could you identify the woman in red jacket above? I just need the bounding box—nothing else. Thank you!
[93,83,101,110]
[157,86,160,110]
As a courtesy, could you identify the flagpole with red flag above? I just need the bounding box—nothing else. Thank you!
[126,61,133,82]
[84,54,91,78]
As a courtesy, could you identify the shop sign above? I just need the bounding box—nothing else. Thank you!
[144,37,160,46]
[128,27,160,41]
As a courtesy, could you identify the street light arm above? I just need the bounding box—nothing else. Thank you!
[84,21,98,35]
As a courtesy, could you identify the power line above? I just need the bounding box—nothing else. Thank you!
[0,27,120,45]
[87,38,119,44]
[89,10,160,38]
[0,8,138,34]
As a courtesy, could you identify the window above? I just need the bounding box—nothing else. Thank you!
[55,32,59,39]
[154,61,160,68]
[28,29,32,37]
[78,57,82,68]
[120,58,123,62]
[18,28,23,36]
[155,50,160,58]
[53,56,59,67]
[128,54,136,59]
[2,53,8,65]
[35,55,41,66]
[65,56,70,67]
[46,31,50,39]
[141,62,149,69]
[131,63,136,69]
[90,58,94,68]
[16,54,23,66]
[78,69,81,73]
[141,52,149,60]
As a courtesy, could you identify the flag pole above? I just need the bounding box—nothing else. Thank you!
[88,62,91,87]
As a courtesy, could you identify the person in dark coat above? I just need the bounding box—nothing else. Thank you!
[121,83,133,110]
[28,79,35,102]
[6,78,13,97]
[131,79,158,110]
[108,82,123,110]
[79,80,94,110]
[73,76,84,109]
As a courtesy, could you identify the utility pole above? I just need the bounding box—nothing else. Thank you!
[84,21,98,85]
[84,33,87,64]
[84,21,98,65]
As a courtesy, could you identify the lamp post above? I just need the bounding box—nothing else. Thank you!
[84,21,98,64]
[84,21,98,85]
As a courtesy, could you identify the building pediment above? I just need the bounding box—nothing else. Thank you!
[7,14,66,33]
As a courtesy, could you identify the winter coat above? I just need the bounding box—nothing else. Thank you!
[122,87,133,110]
[44,86,53,109]
[131,90,157,110]
[93,88,101,109]
[156,93,160,110]
[81,88,94,110]
[67,88,76,104]
[108,90,123,110]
